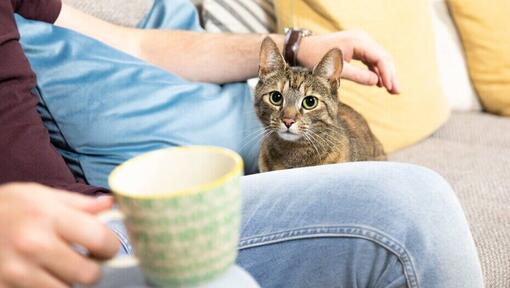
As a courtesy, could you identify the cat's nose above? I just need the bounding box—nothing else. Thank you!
[283,118,295,128]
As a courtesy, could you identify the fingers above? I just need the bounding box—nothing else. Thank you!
[0,260,67,288]
[369,65,383,87]
[53,190,114,214]
[36,237,102,285]
[349,31,400,94]
[22,183,114,214]
[9,228,101,286]
[342,63,379,86]
[390,64,401,94]
[56,208,120,260]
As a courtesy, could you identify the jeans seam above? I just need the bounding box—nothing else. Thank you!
[239,225,419,288]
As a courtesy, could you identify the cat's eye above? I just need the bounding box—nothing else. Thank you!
[302,96,318,110]
[269,91,283,106]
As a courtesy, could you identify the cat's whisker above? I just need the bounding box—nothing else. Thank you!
[305,132,327,155]
[308,130,335,146]
[306,130,336,152]
[239,129,267,150]
[240,127,266,140]
[239,128,272,153]
[320,126,342,134]
[303,132,322,165]
[241,129,273,164]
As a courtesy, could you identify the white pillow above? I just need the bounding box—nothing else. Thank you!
[431,0,481,111]
[201,0,276,33]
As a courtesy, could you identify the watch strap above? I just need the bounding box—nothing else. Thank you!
[283,28,312,67]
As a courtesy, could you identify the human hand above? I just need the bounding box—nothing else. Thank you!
[0,183,120,288]
[299,30,400,94]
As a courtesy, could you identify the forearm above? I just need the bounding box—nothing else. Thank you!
[55,4,283,83]
[138,30,284,83]
[55,4,140,58]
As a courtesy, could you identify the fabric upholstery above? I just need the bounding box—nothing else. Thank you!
[447,0,510,116]
[390,112,510,288]
[63,0,153,27]
[201,0,276,33]
[274,0,450,153]
[430,0,480,111]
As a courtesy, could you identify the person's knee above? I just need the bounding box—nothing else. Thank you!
[241,162,462,233]
[353,162,460,218]
[241,162,482,287]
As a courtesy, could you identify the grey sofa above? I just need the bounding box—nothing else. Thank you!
[391,112,510,288]
[63,1,510,287]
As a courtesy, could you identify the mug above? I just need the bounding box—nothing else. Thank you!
[103,146,243,287]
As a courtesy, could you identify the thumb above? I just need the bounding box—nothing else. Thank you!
[53,190,114,214]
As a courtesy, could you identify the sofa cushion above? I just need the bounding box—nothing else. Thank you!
[274,0,450,153]
[447,0,510,117]
[430,0,480,111]
[63,0,153,27]
[390,112,510,287]
[201,0,276,33]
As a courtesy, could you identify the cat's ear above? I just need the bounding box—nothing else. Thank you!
[259,37,286,78]
[313,48,344,90]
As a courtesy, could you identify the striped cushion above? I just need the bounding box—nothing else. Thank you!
[201,0,276,33]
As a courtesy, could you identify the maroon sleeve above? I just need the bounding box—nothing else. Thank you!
[0,0,108,195]
[11,0,62,23]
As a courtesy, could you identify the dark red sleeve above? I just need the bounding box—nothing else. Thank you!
[0,0,108,195]
[11,0,62,23]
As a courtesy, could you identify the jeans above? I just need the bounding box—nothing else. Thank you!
[109,162,483,288]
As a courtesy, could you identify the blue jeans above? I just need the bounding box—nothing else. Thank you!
[110,161,483,287]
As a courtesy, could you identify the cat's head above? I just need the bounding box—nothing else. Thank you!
[254,37,343,142]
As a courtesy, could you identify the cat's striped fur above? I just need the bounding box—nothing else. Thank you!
[255,37,386,172]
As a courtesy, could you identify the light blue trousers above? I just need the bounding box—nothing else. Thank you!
[110,161,483,287]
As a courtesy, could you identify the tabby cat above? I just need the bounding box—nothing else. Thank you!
[255,37,386,172]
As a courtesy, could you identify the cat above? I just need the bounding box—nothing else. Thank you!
[255,37,386,172]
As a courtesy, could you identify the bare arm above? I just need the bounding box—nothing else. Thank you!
[55,5,281,83]
[138,30,284,83]
[55,4,399,93]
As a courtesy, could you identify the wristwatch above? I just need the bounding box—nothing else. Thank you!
[283,28,312,67]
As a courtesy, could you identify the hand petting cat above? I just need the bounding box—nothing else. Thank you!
[299,31,400,95]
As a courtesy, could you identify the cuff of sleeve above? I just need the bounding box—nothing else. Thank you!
[14,0,62,23]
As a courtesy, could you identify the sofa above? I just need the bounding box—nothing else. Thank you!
[62,0,510,287]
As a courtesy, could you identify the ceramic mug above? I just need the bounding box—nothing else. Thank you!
[103,146,243,287]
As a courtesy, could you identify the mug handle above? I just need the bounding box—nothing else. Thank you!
[97,210,139,268]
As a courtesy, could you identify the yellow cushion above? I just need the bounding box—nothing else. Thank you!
[274,0,450,152]
[447,0,510,116]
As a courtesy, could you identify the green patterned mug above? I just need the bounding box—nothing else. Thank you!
[106,146,243,287]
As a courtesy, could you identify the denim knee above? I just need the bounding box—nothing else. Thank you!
[239,162,483,287]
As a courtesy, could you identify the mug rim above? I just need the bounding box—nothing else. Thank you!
[108,146,243,199]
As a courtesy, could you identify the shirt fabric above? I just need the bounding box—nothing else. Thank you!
[0,0,107,195]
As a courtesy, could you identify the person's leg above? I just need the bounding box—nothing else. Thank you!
[237,162,483,288]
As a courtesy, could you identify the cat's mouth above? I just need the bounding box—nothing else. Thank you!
[272,121,303,141]
[277,130,302,141]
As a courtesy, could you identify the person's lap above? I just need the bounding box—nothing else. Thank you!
[109,161,483,287]
[236,162,482,288]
